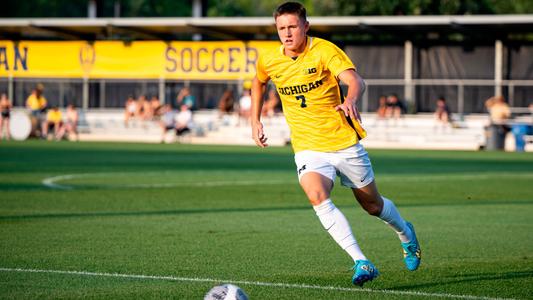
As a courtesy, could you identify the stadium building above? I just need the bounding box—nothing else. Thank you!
[1,6,532,148]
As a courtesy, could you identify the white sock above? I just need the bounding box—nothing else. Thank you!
[313,199,367,262]
[379,197,413,243]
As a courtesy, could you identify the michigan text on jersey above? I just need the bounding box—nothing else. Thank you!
[277,79,323,96]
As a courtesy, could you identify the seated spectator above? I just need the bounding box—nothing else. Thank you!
[385,93,404,125]
[26,83,48,136]
[42,106,64,140]
[57,104,79,141]
[262,89,280,118]
[124,95,137,127]
[158,104,176,143]
[434,96,451,130]
[376,95,387,119]
[177,87,196,110]
[26,83,47,118]
[373,95,388,127]
[0,93,12,140]
[484,95,512,148]
[136,95,149,120]
[176,104,193,136]
[218,89,235,117]
[150,95,162,118]
[485,95,511,124]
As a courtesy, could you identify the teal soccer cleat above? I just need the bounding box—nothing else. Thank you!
[402,222,421,271]
[352,260,379,286]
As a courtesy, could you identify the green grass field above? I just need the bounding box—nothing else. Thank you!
[1,141,532,299]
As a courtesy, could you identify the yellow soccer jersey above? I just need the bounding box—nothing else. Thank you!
[26,94,47,110]
[47,110,62,123]
[256,36,366,153]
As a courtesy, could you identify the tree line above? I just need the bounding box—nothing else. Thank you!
[3,0,533,18]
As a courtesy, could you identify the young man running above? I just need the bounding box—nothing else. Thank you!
[251,2,421,286]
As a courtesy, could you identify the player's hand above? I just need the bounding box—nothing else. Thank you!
[335,99,362,123]
[252,120,268,148]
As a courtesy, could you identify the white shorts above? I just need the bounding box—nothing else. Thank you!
[294,143,374,189]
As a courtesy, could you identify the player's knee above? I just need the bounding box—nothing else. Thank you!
[364,203,382,216]
[306,190,329,206]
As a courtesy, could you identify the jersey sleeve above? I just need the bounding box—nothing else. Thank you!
[325,44,355,78]
[255,54,269,83]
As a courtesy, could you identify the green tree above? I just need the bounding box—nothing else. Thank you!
[2,0,532,18]
[2,0,87,18]
[120,0,191,17]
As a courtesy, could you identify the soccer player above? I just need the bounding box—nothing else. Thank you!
[251,2,421,286]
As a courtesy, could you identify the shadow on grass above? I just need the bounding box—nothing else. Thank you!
[0,183,48,191]
[390,270,533,291]
[0,205,312,221]
[1,200,532,222]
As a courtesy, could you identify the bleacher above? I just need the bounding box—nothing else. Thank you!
[77,109,495,150]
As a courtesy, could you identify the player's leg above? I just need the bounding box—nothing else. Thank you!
[351,181,410,239]
[300,171,367,263]
[54,122,63,140]
[296,150,375,286]
[159,122,166,142]
[352,181,421,271]
[336,144,420,271]
[56,123,66,140]
[41,121,49,138]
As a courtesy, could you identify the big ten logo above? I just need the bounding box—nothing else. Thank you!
[79,43,95,74]
[305,67,317,75]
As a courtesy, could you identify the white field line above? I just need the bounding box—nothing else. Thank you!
[41,174,76,190]
[0,267,515,300]
[41,171,533,190]
[41,173,289,190]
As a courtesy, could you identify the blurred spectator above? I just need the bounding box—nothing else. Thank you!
[376,95,387,119]
[176,104,193,136]
[484,95,511,150]
[42,106,64,140]
[373,95,388,127]
[177,87,196,110]
[124,95,137,127]
[57,104,79,141]
[218,89,235,117]
[26,83,47,118]
[485,95,511,124]
[386,93,403,118]
[137,95,149,120]
[150,95,162,118]
[434,96,451,131]
[26,84,48,136]
[385,93,405,125]
[158,103,176,142]
[0,93,12,140]
[262,89,280,118]
[239,89,252,125]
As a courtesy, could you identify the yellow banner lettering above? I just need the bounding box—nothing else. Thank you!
[0,40,280,80]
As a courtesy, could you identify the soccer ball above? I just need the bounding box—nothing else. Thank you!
[204,283,248,300]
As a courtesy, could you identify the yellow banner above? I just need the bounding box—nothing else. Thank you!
[0,40,280,80]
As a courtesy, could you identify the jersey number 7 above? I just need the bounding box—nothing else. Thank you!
[296,95,307,108]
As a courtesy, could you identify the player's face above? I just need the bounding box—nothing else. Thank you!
[275,13,309,56]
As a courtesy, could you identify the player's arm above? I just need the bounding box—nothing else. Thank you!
[251,76,268,147]
[335,69,366,122]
